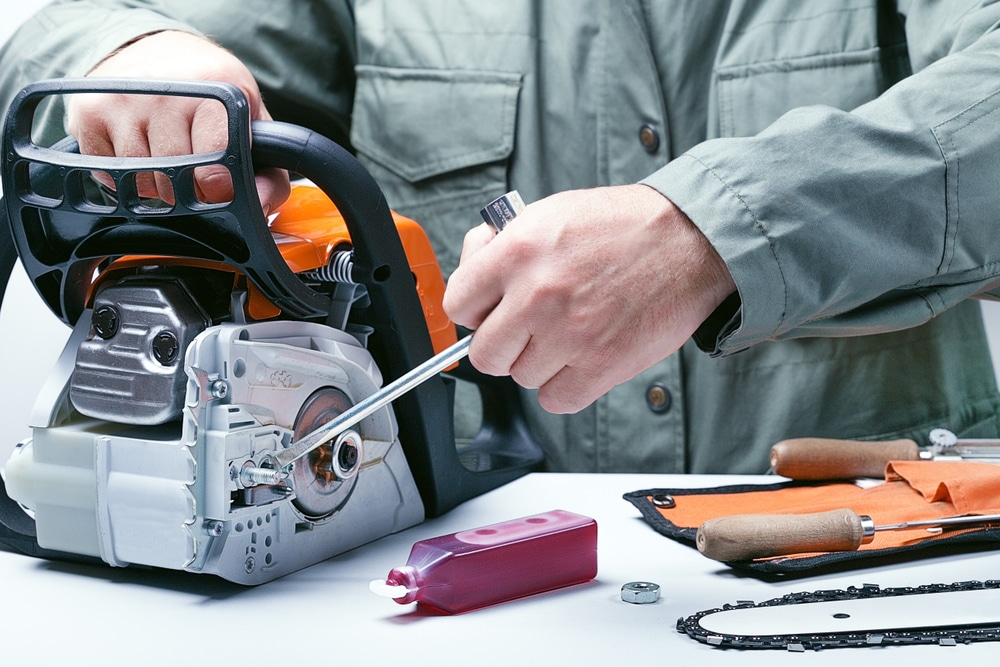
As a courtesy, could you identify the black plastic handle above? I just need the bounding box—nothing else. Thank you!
[1,78,338,324]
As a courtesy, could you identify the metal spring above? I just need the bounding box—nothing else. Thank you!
[301,250,354,283]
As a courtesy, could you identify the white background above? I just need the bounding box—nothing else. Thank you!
[1,2,1000,461]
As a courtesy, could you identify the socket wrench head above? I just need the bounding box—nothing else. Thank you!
[480,191,525,233]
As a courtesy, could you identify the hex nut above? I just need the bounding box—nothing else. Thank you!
[621,581,661,604]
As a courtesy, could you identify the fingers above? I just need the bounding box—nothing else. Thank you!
[255,168,292,216]
[70,94,146,193]
[479,319,624,413]
[145,101,197,202]
[189,98,235,203]
[73,94,216,203]
[469,293,567,388]
[466,309,531,378]
[66,30,286,209]
[473,322,621,414]
[536,365,618,415]
[459,222,495,264]
[442,224,506,329]
[77,96,290,208]
[445,184,737,416]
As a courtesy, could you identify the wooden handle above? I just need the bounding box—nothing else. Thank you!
[769,437,920,480]
[696,508,867,562]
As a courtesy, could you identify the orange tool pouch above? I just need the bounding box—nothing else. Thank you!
[624,460,1000,574]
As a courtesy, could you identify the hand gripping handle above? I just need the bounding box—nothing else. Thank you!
[0,78,358,324]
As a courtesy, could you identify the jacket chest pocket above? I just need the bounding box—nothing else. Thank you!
[351,65,522,276]
[715,45,911,138]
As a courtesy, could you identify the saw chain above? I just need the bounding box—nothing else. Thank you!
[677,579,1000,651]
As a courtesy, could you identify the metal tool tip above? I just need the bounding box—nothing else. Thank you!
[480,190,525,233]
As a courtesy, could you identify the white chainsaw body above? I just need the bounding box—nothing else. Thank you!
[5,295,424,584]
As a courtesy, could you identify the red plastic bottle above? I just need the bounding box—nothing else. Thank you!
[370,509,598,613]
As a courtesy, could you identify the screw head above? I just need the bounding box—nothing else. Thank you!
[339,442,359,470]
[152,330,180,364]
[92,305,120,339]
[210,380,229,399]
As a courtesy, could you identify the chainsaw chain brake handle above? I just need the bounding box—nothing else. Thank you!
[2,78,337,323]
[0,78,543,518]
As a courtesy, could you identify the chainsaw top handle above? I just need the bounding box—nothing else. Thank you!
[2,78,425,339]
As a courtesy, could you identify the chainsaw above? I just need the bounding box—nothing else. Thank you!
[0,78,543,584]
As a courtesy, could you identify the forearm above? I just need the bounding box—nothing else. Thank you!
[648,6,1000,355]
[0,0,356,148]
[0,1,198,145]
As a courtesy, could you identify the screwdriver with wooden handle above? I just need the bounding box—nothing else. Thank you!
[769,428,1000,480]
[696,508,1000,562]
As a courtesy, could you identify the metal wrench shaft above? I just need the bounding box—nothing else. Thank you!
[272,190,523,471]
[272,335,472,468]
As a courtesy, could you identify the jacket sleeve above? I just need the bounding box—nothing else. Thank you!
[644,1,1000,356]
[0,1,194,147]
[0,0,356,149]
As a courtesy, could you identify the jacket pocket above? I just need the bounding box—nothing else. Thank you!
[351,65,522,276]
[715,45,910,138]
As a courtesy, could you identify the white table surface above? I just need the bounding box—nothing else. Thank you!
[1,471,998,667]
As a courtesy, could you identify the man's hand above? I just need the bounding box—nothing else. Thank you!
[67,30,289,211]
[443,184,736,414]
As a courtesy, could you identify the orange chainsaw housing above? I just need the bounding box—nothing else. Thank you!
[95,183,458,356]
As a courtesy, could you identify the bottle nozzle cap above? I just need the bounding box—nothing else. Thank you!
[369,579,409,599]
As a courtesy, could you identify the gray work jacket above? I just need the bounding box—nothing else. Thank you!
[3,0,1000,473]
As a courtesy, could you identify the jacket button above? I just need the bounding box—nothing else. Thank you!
[645,382,671,413]
[639,124,660,153]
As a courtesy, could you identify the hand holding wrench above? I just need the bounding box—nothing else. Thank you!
[266,192,524,472]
